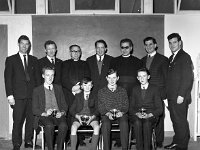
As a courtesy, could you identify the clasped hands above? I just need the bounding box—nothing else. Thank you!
[135,112,154,119]
[106,109,123,120]
[75,114,95,125]
[41,109,65,118]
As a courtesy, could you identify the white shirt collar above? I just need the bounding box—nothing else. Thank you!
[19,52,28,67]
[173,49,180,58]
[47,55,55,62]
[148,51,156,57]
[44,83,53,90]
[122,54,131,58]
[141,83,149,90]
[96,55,104,61]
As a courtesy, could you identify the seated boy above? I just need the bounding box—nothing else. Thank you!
[129,68,163,150]
[70,77,100,150]
[32,66,68,150]
[98,68,129,150]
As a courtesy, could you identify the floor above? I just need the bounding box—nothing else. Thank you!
[0,136,200,150]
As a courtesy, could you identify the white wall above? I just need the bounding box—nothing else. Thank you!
[0,15,32,139]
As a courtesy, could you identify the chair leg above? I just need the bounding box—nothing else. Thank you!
[41,127,45,150]
[33,130,36,150]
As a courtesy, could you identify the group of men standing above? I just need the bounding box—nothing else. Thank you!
[4,33,193,150]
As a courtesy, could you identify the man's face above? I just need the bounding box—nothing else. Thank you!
[106,72,119,86]
[144,40,156,54]
[18,39,30,54]
[137,71,150,85]
[81,82,93,92]
[70,46,81,61]
[45,44,57,58]
[168,37,181,53]
[96,42,106,56]
[120,42,132,56]
[42,69,54,85]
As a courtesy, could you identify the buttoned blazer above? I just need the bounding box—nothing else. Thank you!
[32,84,68,128]
[4,53,38,99]
[69,91,99,117]
[166,49,193,102]
[86,54,113,90]
[129,84,163,118]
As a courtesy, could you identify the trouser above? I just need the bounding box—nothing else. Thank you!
[12,98,33,146]
[168,99,190,149]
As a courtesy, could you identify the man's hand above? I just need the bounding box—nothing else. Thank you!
[46,109,53,116]
[72,82,81,94]
[116,111,123,118]
[106,112,114,120]
[75,114,83,125]
[136,112,144,119]
[177,96,184,104]
[7,95,15,106]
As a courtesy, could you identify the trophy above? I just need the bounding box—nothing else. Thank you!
[139,107,146,117]
[52,109,58,117]
[110,109,119,120]
[80,115,90,125]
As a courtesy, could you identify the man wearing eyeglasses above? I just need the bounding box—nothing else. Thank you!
[110,38,142,147]
[61,44,90,146]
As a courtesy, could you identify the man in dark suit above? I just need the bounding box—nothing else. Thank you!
[129,68,163,150]
[32,66,68,150]
[4,35,39,150]
[36,40,62,86]
[61,44,90,146]
[141,37,169,147]
[86,39,113,97]
[164,33,194,150]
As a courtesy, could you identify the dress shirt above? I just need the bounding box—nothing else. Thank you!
[47,55,55,64]
[122,54,130,58]
[141,83,149,90]
[96,55,104,62]
[19,52,28,69]
[148,51,156,57]
[44,83,53,90]
[171,49,180,62]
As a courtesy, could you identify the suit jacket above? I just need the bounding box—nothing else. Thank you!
[86,54,113,91]
[4,53,38,99]
[166,49,194,103]
[36,56,62,86]
[32,84,68,128]
[69,91,99,117]
[61,59,90,106]
[141,53,169,99]
[129,84,163,118]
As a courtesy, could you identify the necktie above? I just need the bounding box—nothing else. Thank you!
[85,94,89,100]
[48,86,51,91]
[170,54,175,63]
[23,55,30,81]
[148,55,151,58]
[51,58,55,65]
[99,56,102,62]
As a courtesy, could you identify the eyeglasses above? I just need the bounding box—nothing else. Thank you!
[121,46,130,49]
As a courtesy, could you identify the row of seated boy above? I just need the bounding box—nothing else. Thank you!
[32,66,162,150]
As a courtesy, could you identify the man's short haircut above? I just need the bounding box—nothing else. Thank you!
[81,77,92,85]
[18,35,30,44]
[137,68,150,76]
[69,44,81,52]
[95,39,107,48]
[167,33,182,41]
[120,38,133,47]
[106,68,119,77]
[42,66,55,75]
[143,37,158,50]
[44,40,57,49]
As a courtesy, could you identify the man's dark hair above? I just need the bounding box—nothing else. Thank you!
[137,68,150,76]
[44,40,57,49]
[120,38,133,47]
[69,44,81,52]
[106,68,119,77]
[167,33,182,41]
[18,35,30,44]
[143,37,158,50]
[95,39,108,48]
[42,66,55,75]
[81,77,92,85]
